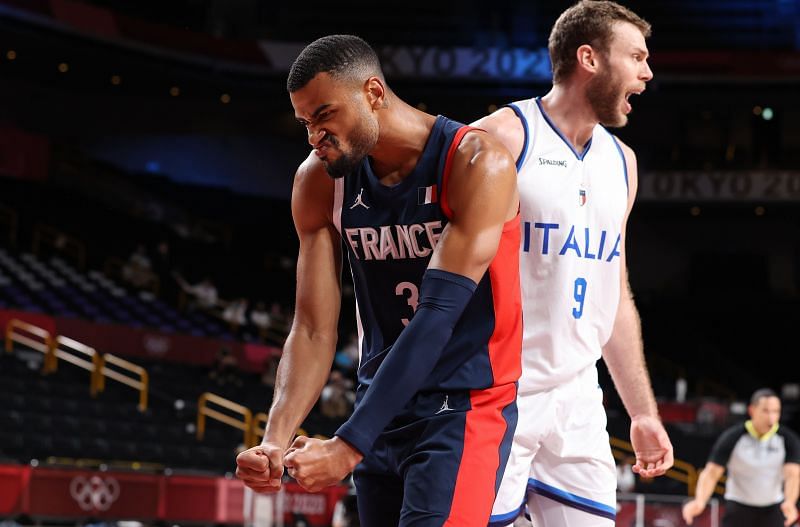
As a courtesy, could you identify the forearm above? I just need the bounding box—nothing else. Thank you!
[336,269,477,454]
[784,464,800,504]
[693,466,722,505]
[602,293,658,419]
[265,328,336,449]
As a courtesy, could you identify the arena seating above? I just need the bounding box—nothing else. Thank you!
[0,336,344,473]
[0,249,230,337]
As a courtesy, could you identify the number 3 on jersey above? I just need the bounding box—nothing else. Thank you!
[572,277,587,319]
[395,281,419,326]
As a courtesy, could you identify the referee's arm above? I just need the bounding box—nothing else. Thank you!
[781,462,799,526]
[682,462,724,525]
[694,462,725,507]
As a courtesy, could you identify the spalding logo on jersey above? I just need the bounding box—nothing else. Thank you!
[344,221,443,261]
[522,221,621,263]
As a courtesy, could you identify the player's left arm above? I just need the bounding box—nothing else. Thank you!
[285,132,518,492]
[601,137,674,478]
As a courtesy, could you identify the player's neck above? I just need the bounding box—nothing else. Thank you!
[540,84,598,154]
[370,100,437,186]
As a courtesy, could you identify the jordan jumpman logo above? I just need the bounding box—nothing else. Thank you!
[350,188,370,209]
[435,395,454,414]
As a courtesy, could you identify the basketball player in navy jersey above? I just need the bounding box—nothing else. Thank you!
[472,2,674,526]
[236,35,523,527]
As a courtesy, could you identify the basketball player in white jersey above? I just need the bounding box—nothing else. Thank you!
[472,2,674,525]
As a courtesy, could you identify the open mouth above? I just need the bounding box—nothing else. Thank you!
[623,89,643,113]
[624,88,644,103]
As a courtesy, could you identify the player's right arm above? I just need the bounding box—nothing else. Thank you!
[681,462,725,525]
[236,154,342,492]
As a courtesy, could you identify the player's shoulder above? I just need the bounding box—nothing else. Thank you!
[605,133,639,199]
[452,127,516,179]
[293,152,335,198]
[471,106,522,136]
[291,152,335,228]
[607,134,637,165]
[470,106,525,161]
[295,152,330,184]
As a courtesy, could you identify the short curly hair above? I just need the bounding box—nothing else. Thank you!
[549,1,651,83]
[287,34,384,93]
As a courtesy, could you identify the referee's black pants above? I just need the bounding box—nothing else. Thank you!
[722,500,787,527]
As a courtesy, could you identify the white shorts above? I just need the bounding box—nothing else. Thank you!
[489,365,617,526]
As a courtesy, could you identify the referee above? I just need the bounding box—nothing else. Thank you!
[682,388,800,526]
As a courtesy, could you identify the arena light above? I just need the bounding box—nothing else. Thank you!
[58,62,69,73]
[754,206,765,216]
[690,206,701,216]
[110,75,121,85]
[170,86,180,97]
[6,50,16,60]
[220,93,231,104]
[752,105,762,116]
[762,107,774,121]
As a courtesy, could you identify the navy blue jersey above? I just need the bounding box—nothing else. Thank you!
[332,115,522,394]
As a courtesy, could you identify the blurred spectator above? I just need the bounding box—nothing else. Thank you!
[675,376,688,403]
[222,297,249,333]
[332,481,359,527]
[122,243,153,288]
[319,370,354,419]
[209,346,241,387]
[696,399,730,431]
[175,272,219,311]
[261,355,280,391]
[334,331,359,374]
[259,301,292,346]
[783,383,800,401]
[250,301,272,336]
[153,239,171,273]
[616,455,636,493]
[152,239,175,297]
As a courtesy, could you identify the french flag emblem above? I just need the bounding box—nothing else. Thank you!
[579,188,587,206]
[418,184,438,205]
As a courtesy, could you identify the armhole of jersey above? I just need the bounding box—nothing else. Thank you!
[505,103,530,172]
[333,177,344,235]
[610,133,629,191]
[784,428,800,463]
[711,426,745,466]
[440,126,479,221]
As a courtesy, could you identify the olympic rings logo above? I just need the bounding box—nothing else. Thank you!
[69,476,120,511]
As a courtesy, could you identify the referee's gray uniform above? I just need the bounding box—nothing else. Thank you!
[709,423,800,527]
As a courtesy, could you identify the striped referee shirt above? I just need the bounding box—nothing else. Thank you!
[709,421,800,506]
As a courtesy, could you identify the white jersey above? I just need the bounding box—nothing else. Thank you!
[512,97,629,394]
